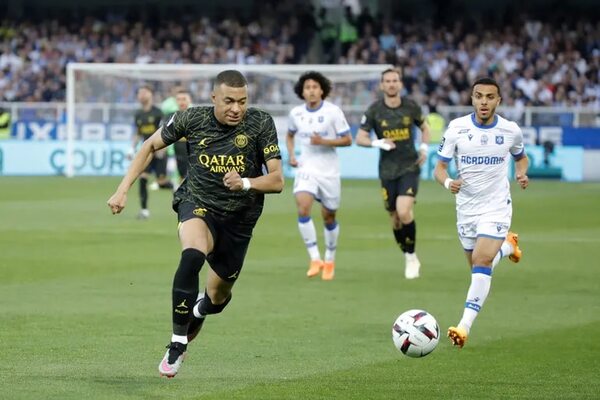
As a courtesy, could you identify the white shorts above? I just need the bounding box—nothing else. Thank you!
[293,170,341,211]
[456,208,512,251]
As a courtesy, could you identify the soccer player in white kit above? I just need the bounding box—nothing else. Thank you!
[286,71,352,280]
[434,77,529,348]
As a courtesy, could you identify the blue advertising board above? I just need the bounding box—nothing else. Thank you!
[0,141,131,175]
[0,140,585,181]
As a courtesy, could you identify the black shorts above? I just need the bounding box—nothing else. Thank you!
[144,156,168,176]
[176,201,254,282]
[380,170,420,212]
[174,141,188,178]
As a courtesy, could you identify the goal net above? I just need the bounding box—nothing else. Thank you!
[65,63,390,177]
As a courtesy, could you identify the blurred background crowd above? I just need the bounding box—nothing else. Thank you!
[0,0,598,112]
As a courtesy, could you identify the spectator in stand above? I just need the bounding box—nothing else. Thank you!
[0,10,598,110]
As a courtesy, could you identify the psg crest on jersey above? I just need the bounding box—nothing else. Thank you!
[495,135,504,145]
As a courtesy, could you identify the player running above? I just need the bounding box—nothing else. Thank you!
[286,71,352,280]
[108,70,284,377]
[434,76,528,348]
[356,67,430,279]
[132,85,172,219]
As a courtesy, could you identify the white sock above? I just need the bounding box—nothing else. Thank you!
[491,241,513,268]
[298,217,321,261]
[458,266,492,334]
[171,334,188,345]
[323,222,339,262]
[405,252,419,262]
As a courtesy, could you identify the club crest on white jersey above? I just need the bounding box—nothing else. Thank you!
[437,113,525,216]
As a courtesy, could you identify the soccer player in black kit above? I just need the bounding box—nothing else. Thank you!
[107,70,284,377]
[173,88,193,183]
[132,85,172,219]
[356,68,430,280]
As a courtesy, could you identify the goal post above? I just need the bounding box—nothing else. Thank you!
[65,63,391,177]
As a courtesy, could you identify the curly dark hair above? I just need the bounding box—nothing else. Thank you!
[294,71,332,100]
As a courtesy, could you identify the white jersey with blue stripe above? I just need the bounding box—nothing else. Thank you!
[287,100,351,177]
[437,113,525,216]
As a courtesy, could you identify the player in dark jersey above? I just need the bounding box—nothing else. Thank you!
[107,70,284,378]
[132,85,172,219]
[172,89,192,184]
[356,68,430,280]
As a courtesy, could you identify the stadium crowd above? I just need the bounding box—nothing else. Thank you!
[0,6,598,111]
[339,9,600,112]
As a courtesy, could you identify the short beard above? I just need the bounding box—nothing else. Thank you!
[478,109,495,124]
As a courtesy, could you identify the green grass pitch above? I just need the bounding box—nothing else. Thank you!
[1,177,599,399]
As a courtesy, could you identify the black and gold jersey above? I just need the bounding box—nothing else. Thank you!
[134,106,163,140]
[162,106,281,224]
[360,98,424,180]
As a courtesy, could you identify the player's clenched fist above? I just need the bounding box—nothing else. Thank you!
[448,178,463,194]
[516,174,529,189]
[223,170,244,191]
[107,192,127,214]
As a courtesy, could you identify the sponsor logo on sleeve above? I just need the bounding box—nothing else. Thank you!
[438,137,446,152]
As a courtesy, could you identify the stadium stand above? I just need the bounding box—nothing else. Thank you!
[0,2,598,114]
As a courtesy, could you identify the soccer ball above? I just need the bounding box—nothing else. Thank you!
[392,309,440,358]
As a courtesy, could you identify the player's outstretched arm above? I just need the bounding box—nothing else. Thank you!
[310,133,352,147]
[419,120,431,147]
[514,155,529,189]
[107,128,168,214]
[223,158,284,194]
[355,128,373,147]
[286,131,298,167]
[355,128,395,150]
[417,120,431,166]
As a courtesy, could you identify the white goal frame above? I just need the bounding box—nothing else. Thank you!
[66,63,391,177]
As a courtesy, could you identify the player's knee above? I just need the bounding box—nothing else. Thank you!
[296,198,313,216]
[323,212,336,225]
[390,213,401,228]
[471,255,493,267]
[297,208,311,218]
[176,248,206,277]
[199,291,232,315]
[396,210,413,224]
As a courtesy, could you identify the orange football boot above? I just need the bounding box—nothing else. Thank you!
[307,260,323,278]
[447,326,468,348]
[506,231,522,263]
[322,261,335,280]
